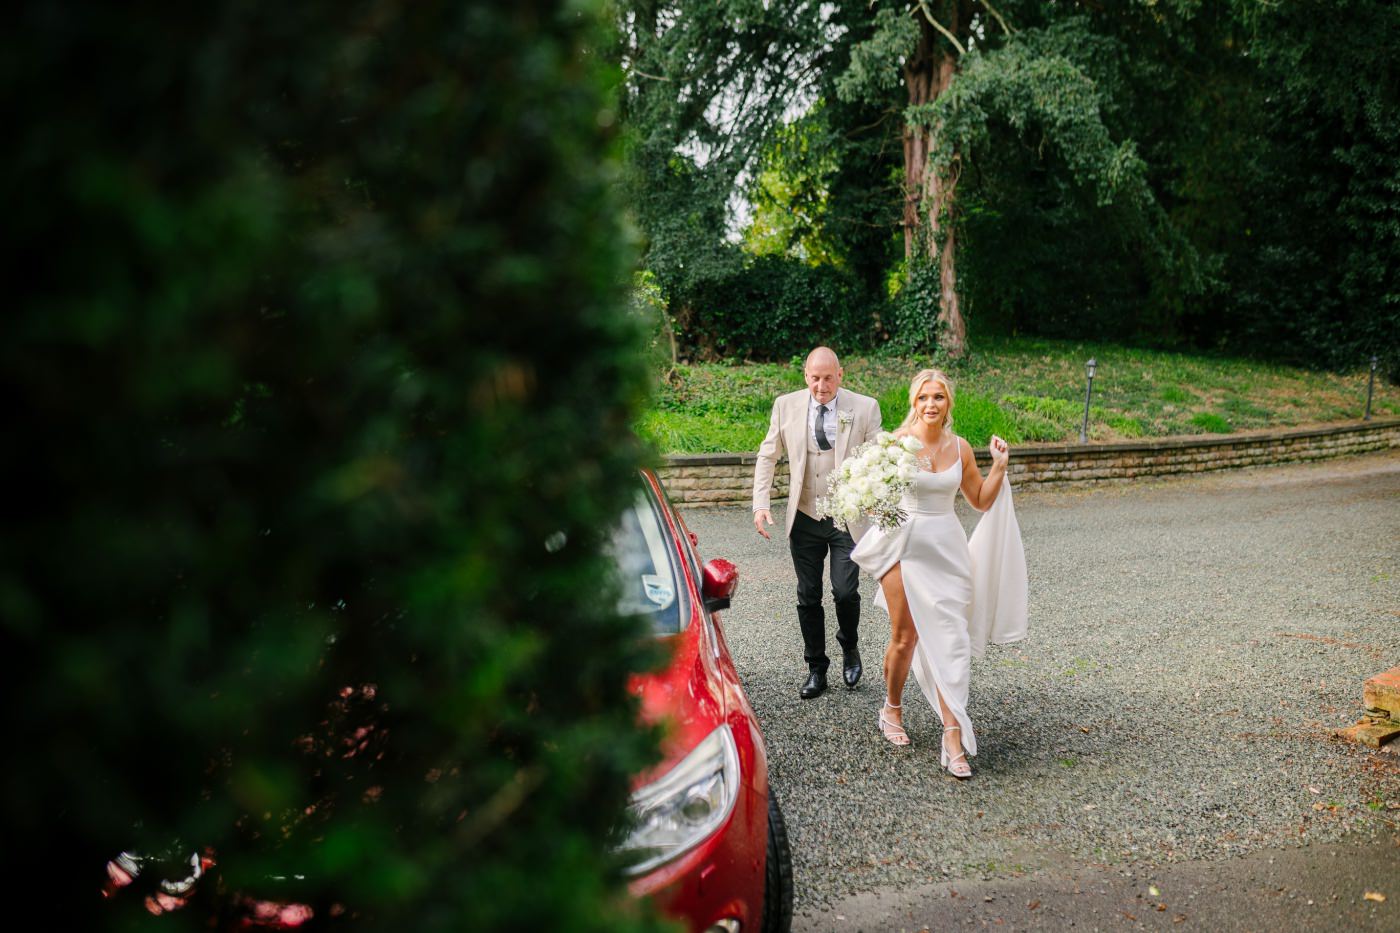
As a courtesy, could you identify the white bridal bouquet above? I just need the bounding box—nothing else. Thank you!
[818,432,925,532]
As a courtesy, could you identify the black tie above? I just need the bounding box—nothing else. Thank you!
[815,404,832,450]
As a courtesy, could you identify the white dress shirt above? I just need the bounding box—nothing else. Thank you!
[807,390,839,449]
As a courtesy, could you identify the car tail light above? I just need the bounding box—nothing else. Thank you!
[618,724,740,877]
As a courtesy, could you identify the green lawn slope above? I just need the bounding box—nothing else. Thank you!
[639,337,1399,454]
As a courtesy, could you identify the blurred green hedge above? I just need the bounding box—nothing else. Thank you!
[5,2,668,930]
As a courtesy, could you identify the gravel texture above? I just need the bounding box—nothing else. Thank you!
[678,450,1400,914]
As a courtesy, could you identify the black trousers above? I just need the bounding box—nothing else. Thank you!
[789,509,860,671]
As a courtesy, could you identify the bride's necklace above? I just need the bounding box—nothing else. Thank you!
[914,428,953,470]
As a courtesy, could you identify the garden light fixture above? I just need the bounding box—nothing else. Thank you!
[1080,357,1097,444]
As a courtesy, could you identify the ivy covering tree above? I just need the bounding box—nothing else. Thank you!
[6,1,668,930]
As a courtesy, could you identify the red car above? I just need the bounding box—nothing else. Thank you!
[103,468,792,932]
[613,470,793,933]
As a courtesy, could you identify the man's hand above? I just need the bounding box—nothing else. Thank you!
[753,509,774,539]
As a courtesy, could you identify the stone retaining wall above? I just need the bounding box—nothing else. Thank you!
[657,418,1400,507]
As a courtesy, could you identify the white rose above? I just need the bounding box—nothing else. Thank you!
[901,436,922,453]
[876,431,895,445]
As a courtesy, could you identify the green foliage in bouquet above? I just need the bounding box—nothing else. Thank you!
[4,1,669,930]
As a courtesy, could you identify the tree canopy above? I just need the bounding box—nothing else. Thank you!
[619,0,1399,376]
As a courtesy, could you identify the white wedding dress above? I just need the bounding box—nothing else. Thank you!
[851,454,1028,756]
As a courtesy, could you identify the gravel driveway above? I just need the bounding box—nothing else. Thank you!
[678,450,1400,922]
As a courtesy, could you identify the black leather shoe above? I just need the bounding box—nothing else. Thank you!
[799,669,828,699]
[842,648,862,689]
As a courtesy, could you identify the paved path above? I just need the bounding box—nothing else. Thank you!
[679,450,1400,930]
[795,838,1398,932]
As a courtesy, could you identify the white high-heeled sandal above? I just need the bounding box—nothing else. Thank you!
[877,701,911,747]
[941,725,972,779]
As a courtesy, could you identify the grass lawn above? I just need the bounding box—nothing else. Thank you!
[638,336,1400,454]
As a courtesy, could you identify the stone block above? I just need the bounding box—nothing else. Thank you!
[1364,666,1400,718]
[1337,719,1400,748]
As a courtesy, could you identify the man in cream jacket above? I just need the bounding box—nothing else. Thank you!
[753,347,883,699]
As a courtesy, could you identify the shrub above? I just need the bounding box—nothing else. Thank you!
[878,385,914,426]
[999,394,1081,441]
[634,409,768,454]
[7,2,664,930]
[677,254,870,361]
[879,386,1023,446]
[1189,412,1234,434]
[951,392,1024,446]
[1108,415,1147,438]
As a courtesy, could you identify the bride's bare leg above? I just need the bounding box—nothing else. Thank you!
[882,564,969,770]
[932,688,957,728]
[878,564,918,732]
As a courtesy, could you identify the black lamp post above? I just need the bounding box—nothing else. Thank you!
[1364,355,1378,421]
[1079,357,1097,444]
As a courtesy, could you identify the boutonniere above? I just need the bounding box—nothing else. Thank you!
[837,410,853,433]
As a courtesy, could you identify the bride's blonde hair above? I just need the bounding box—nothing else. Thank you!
[898,368,955,432]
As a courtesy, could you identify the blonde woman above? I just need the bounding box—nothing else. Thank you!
[850,369,1028,778]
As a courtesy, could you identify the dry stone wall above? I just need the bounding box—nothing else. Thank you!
[657,419,1400,507]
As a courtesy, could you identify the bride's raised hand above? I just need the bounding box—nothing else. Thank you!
[989,435,1010,468]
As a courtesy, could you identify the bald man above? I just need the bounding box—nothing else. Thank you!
[753,347,883,698]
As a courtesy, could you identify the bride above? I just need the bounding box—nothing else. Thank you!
[851,368,1028,778]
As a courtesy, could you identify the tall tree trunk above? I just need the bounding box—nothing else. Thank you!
[901,1,970,357]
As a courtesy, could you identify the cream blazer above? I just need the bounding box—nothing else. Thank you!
[752,388,883,538]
